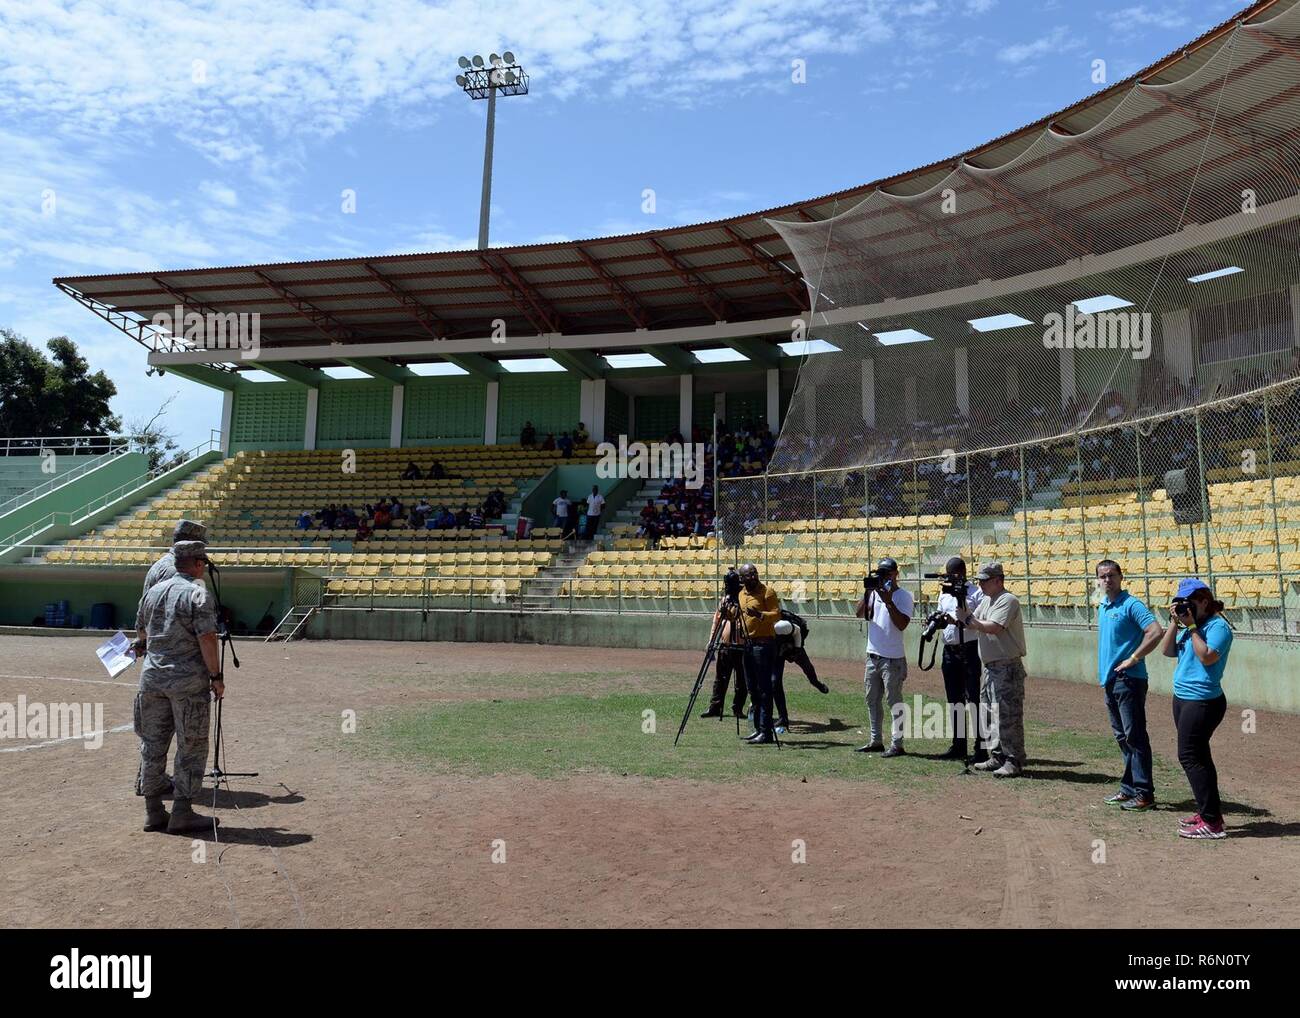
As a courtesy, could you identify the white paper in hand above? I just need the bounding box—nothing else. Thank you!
[96,631,137,679]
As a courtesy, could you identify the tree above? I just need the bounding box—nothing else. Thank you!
[0,328,121,438]
[127,394,183,472]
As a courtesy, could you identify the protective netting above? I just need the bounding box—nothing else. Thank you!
[718,5,1300,636]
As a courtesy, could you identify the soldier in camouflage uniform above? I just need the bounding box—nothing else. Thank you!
[956,562,1028,778]
[141,519,208,597]
[134,541,225,833]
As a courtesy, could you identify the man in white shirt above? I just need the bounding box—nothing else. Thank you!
[933,556,987,763]
[853,556,914,757]
[585,485,606,540]
[552,490,572,537]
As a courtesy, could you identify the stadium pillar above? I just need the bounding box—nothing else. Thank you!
[861,357,875,427]
[766,369,779,431]
[304,389,319,450]
[1290,285,1300,347]
[484,381,499,445]
[579,379,598,441]
[219,391,233,454]
[591,379,606,443]
[1160,308,1194,383]
[955,347,969,417]
[1057,347,1076,410]
[390,384,404,448]
[679,374,693,437]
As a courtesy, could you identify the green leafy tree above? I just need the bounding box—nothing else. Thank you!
[0,328,121,437]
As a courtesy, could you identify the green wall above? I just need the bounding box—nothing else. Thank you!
[403,377,486,445]
[726,391,766,431]
[633,394,677,440]
[604,385,629,440]
[318,379,392,448]
[230,383,307,453]
[495,375,581,444]
[0,452,148,545]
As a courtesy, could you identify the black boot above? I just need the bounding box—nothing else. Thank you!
[143,796,169,832]
[747,730,775,745]
[167,798,218,835]
[699,706,723,719]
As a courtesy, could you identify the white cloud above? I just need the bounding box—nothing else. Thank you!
[997,25,1085,65]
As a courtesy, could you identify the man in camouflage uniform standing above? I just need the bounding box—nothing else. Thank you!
[134,540,225,833]
[142,519,208,596]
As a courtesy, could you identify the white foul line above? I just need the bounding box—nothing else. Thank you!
[0,723,133,753]
[0,673,136,688]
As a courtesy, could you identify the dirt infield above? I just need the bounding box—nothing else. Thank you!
[2,634,1298,928]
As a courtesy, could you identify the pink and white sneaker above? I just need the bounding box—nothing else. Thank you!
[1178,813,1201,828]
[1178,818,1226,840]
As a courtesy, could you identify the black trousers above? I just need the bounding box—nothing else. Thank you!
[1172,694,1228,824]
[741,642,778,735]
[785,647,819,687]
[941,641,982,755]
[707,648,746,714]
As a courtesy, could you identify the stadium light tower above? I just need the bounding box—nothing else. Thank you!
[456,51,530,249]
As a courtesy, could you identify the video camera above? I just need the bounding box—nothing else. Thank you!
[863,570,888,593]
[923,570,969,599]
[723,567,742,603]
[920,609,947,642]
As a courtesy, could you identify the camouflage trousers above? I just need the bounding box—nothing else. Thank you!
[134,689,210,800]
[980,658,1026,767]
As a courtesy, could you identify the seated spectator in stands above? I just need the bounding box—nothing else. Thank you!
[337,505,358,529]
[694,512,713,537]
[401,460,422,480]
[372,502,392,530]
[468,506,485,530]
[317,504,339,530]
[355,517,373,542]
[389,496,404,520]
[520,421,537,447]
[428,460,447,480]
[575,422,589,444]
[541,433,556,451]
[413,497,433,522]
[639,500,657,526]
[428,506,454,530]
[455,506,471,528]
[296,510,313,530]
[558,431,574,459]
[484,488,506,519]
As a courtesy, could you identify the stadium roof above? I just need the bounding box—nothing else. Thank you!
[53,0,1300,384]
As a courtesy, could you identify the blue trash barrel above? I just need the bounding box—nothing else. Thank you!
[90,603,115,629]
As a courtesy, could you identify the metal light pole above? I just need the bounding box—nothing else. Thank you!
[457,52,529,250]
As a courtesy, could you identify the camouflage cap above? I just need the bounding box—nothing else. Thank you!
[173,519,208,542]
[172,540,210,565]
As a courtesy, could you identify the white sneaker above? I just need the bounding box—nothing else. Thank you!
[992,761,1022,778]
[972,757,1002,772]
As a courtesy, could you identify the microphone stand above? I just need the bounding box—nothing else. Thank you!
[205,562,257,781]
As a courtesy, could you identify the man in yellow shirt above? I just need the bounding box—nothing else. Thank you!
[727,563,783,745]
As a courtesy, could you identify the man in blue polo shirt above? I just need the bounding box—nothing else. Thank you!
[1095,560,1164,811]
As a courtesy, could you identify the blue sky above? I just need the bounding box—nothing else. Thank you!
[0,0,1254,448]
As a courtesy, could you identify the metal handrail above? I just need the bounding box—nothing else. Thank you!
[0,435,130,457]
[0,434,224,550]
[0,443,134,517]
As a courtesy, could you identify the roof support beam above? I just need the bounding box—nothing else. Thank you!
[548,348,607,379]
[887,200,996,281]
[363,264,449,339]
[253,270,356,345]
[721,336,783,367]
[957,165,1092,259]
[158,362,242,392]
[340,357,415,384]
[721,226,808,309]
[647,344,698,373]
[441,353,502,379]
[478,255,566,334]
[648,238,732,322]
[574,245,652,328]
[245,360,328,387]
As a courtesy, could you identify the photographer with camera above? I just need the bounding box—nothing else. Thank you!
[699,590,748,722]
[1096,560,1164,812]
[954,562,1027,778]
[854,556,913,758]
[929,556,986,763]
[1160,578,1234,840]
[723,563,783,745]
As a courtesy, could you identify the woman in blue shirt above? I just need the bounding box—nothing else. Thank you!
[1159,578,1233,840]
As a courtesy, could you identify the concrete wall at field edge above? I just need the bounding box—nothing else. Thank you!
[307,610,1300,714]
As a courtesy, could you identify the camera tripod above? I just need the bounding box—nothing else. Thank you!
[205,562,257,781]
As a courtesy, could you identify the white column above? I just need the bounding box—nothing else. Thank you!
[1290,285,1300,347]
[1006,363,1019,403]
[679,373,693,437]
[954,347,969,417]
[219,390,233,453]
[579,379,596,437]
[1058,346,1076,410]
[390,384,404,448]
[713,391,726,432]
[1161,308,1194,382]
[766,368,780,431]
[591,379,607,443]
[861,357,876,427]
[304,388,319,450]
[904,376,917,424]
[484,381,499,445]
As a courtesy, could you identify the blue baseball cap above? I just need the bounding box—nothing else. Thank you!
[1176,577,1210,599]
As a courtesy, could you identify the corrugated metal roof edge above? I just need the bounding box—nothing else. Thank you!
[52,0,1286,289]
